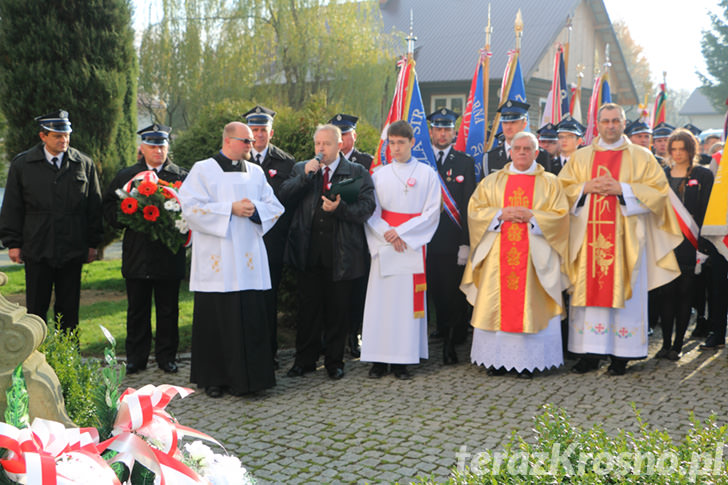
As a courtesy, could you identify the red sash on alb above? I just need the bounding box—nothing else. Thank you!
[381,209,426,319]
[499,174,536,333]
[585,150,622,307]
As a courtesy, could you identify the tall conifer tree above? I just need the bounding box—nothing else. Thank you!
[0,0,137,188]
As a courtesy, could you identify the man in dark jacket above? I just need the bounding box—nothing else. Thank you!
[0,110,103,332]
[243,105,295,368]
[484,100,553,174]
[425,109,476,364]
[102,124,187,374]
[281,124,375,380]
[328,113,374,357]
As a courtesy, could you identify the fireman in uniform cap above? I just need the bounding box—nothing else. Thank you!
[484,100,552,174]
[537,122,560,171]
[103,123,187,375]
[552,116,585,175]
[426,108,476,363]
[329,113,373,170]
[0,110,103,332]
[242,105,296,369]
[652,122,675,159]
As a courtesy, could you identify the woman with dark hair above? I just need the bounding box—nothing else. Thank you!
[656,129,714,360]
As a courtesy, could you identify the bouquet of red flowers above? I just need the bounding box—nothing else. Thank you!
[115,171,190,253]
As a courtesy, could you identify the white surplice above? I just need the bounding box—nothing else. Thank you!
[179,158,284,292]
[360,158,441,364]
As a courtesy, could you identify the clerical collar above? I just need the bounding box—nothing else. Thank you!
[322,155,341,175]
[598,136,626,150]
[43,146,65,164]
[510,160,538,174]
[252,146,269,161]
[213,151,246,172]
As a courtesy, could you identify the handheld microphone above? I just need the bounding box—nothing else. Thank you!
[314,152,324,162]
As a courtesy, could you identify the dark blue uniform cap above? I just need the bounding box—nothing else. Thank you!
[683,123,702,137]
[35,110,72,133]
[497,100,529,121]
[328,113,358,133]
[427,108,459,128]
[625,120,652,136]
[137,123,171,146]
[653,122,675,139]
[556,116,585,137]
[537,123,558,141]
[242,105,276,126]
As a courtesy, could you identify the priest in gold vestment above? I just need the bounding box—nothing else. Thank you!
[558,103,681,376]
[461,132,569,378]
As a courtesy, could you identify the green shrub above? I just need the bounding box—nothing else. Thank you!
[416,404,728,484]
[38,323,100,427]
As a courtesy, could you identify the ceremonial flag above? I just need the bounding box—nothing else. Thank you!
[569,82,582,123]
[583,73,611,145]
[638,94,650,124]
[701,138,728,259]
[455,51,488,181]
[541,45,569,126]
[487,51,528,151]
[373,55,463,228]
[651,83,667,129]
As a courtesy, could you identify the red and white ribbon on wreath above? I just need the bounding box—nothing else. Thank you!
[0,419,121,485]
[99,385,221,484]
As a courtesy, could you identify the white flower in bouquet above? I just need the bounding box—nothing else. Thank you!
[136,417,175,453]
[164,199,181,212]
[183,441,256,485]
[55,454,117,484]
[174,217,189,234]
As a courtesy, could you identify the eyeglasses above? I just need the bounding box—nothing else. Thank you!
[230,137,255,144]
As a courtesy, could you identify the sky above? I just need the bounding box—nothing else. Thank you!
[604,0,721,93]
[131,0,722,93]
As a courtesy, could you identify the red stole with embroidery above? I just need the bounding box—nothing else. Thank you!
[499,174,535,333]
[585,150,623,307]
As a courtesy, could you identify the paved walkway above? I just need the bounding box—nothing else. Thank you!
[123,329,728,484]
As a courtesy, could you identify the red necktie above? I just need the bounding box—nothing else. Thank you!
[322,166,330,193]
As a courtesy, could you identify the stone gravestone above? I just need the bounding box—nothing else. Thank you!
[0,272,73,425]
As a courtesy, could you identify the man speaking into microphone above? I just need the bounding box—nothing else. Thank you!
[280,124,375,380]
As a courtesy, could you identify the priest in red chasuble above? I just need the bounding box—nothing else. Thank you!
[558,103,681,376]
[461,132,569,378]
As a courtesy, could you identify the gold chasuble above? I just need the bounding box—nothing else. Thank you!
[558,136,681,308]
[461,163,569,334]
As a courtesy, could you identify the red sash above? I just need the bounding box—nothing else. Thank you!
[381,209,426,319]
[585,150,622,307]
[499,174,535,333]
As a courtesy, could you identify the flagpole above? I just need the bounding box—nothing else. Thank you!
[482,4,492,149]
[564,15,572,75]
[485,9,522,151]
[406,9,416,62]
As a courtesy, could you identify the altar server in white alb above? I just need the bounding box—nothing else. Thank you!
[179,121,284,398]
[361,120,441,380]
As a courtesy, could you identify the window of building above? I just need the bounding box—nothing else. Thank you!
[431,95,466,115]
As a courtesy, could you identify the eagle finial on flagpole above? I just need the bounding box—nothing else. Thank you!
[604,43,611,72]
[406,9,417,59]
[514,9,523,52]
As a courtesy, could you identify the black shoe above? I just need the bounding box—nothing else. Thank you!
[487,366,507,376]
[571,358,599,374]
[667,350,681,361]
[368,363,388,378]
[126,363,147,375]
[348,334,361,358]
[429,329,444,340]
[159,361,178,373]
[655,347,670,359]
[699,334,725,350]
[607,358,627,376]
[226,387,246,397]
[443,346,458,365]
[205,386,223,398]
[327,367,345,380]
[392,365,411,380]
[286,364,316,377]
[517,369,533,379]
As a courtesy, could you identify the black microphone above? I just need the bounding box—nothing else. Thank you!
[314,152,324,162]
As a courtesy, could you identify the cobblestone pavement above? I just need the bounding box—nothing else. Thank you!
[124,329,728,484]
